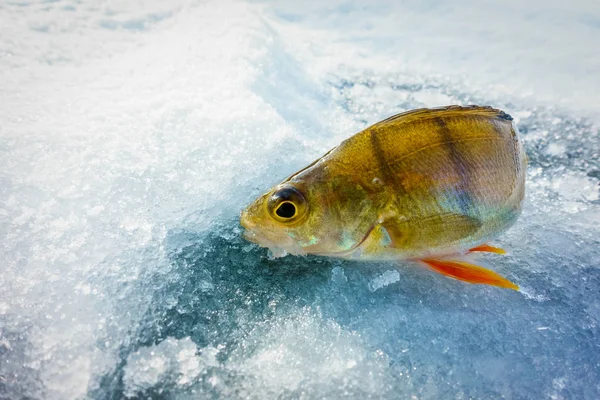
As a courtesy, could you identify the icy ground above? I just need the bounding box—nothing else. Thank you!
[1,0,599,399]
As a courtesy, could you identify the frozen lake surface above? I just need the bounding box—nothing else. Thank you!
[1,0,599,398]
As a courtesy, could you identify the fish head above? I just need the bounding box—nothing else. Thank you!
[240,179,358,257]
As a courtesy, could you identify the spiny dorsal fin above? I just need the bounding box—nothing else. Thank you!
[371,105,513,130]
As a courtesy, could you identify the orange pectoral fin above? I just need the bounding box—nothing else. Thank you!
[469,244,506,254]
[421,259,519,290]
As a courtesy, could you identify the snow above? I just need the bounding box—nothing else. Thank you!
[1,0,599,399]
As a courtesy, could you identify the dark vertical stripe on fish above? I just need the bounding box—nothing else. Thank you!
[435,117,474,215]
[368,130,407,196]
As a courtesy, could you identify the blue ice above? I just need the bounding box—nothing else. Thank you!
[1,0,599,399]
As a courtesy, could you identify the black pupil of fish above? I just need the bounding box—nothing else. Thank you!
[276,202,296,218]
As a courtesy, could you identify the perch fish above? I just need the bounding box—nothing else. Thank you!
[240,106,526,289]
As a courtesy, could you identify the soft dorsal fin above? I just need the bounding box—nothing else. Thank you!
[370,105,513,130]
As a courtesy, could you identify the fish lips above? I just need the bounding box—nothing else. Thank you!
[240,217,281,247]
[240,220,307,257]
[242,228,261,244]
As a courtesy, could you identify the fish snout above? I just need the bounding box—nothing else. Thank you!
[240,209,257,242]
[242,228,260,244]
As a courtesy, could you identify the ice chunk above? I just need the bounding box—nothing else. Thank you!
[228,308,395,398]
[369,270,401,292]
[123,337,218,397]
[330,266,348,285]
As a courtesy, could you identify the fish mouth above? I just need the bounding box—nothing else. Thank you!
[240,218,283,248]
[241,227,298,258]
[240,218,307,257]
[240,217,261,245]
[242,228,261,245]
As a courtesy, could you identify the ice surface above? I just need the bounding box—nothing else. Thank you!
[1,0,599,399]
[122,337,218,397]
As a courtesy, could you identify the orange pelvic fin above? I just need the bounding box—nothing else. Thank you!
[421,258,518,290]
[469,244,506,254]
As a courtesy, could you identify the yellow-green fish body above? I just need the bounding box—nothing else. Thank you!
[241,106,526,289]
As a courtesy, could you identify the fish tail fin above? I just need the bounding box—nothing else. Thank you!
[421,258,519,290]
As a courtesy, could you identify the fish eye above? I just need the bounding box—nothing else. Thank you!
[275,201,296,218]
[267,186,307,224]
